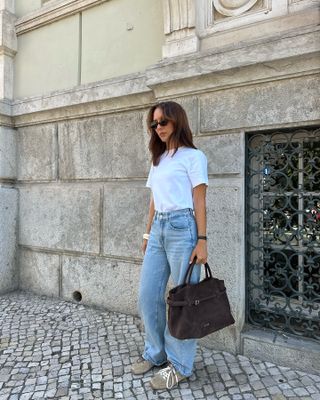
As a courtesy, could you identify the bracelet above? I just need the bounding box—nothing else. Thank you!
[197,235,207,241]
[143,233,150,240]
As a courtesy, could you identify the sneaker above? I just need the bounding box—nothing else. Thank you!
[150,364,187,390]
[131,357,154,375]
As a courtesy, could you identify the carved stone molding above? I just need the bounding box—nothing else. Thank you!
[163,0,195,34]
[213,0,259,17]
[197,0,278,37]
[162,0,199,57]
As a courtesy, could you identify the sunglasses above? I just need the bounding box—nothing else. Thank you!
[150,119,169,129]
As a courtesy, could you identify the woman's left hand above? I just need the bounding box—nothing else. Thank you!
[189,240,208,265]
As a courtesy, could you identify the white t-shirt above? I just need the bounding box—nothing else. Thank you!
[146,147,208,212]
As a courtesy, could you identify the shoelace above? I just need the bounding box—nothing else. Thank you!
[158,365,179,389]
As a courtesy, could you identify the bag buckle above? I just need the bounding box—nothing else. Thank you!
[194,299,200,306]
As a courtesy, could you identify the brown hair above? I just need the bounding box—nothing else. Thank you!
[146,101,196,165]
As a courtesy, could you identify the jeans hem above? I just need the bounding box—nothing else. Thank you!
[168,359,193,377]
[143,352,167,367]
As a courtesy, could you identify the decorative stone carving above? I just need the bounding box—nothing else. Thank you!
[213,0,259,16]
[162,0,199,57]
[163,0,195,34]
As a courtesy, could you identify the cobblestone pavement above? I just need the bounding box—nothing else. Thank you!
[0,292,319,400]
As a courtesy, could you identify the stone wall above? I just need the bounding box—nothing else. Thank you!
[16,111,151,316]
[15,68,320,359]
[0,187,18,294]
[1,0,320,373]
[0,0,17,294]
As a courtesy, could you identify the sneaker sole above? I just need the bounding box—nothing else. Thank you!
[150,375,187,390]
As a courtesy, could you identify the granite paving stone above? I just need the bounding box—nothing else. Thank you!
[0,292,319,399]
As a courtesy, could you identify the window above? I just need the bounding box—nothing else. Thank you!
[246,128,320,341]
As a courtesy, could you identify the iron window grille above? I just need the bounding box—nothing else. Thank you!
[246,128,320,341]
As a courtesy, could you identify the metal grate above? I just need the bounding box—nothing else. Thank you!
[246,128,320,341]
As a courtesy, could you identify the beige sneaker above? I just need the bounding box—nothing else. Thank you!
[131,357,154,375]
[150,364,187,390]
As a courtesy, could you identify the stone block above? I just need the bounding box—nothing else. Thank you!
[0,9,17,50]
[58,113,150,180]
[103,184,150,258]
[0,126,16,179]
[17,124,57,181]
[200,179,245,353]
[62,255,141,315]
[0,54,14,100]
[200,325,238,354]
[0,187,18,293]
[173,97,199,135]
[19,249,60,297]
[200,75,320,132]
[242,329,320,375]
[19,186,100,252]
[194,131,244,175]
[206,181,244,307]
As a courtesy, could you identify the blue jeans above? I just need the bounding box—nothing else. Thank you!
[138,208,200,377]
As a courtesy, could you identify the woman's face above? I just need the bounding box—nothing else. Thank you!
[152,107,175,148]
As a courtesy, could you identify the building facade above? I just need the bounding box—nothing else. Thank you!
[0,0,319,373]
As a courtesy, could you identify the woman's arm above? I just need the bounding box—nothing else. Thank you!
[142,193,155,254]
[189,184,208,264]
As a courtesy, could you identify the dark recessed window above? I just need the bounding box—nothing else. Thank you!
[246,128,320,341]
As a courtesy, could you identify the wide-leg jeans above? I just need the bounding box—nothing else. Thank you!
[138,208,200,377]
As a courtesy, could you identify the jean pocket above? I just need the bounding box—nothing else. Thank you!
[169,214,189,230]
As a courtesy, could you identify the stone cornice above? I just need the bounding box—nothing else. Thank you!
[0,114,13,127]
[9,26,320,126]
[13,72,150,115]
[12,72,154,126]
[15,0,109,35]
[146,26,320,87]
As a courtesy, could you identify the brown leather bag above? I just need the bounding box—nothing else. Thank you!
[167,258,235,339]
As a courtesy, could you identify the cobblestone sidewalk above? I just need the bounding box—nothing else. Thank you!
[0,292,319,400]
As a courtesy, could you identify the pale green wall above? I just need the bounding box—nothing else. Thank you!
[14,15,80,98]
[15,0,42,18]
[14,0,164,98]
[81,0,164,84]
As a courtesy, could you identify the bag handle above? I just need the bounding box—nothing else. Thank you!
[184,256,212,284]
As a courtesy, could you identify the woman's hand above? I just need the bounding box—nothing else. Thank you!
[189,240,207,265]
[141,239,148,255]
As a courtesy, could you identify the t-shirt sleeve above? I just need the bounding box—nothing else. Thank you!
[188,150,209,188]
[146,164,153,188]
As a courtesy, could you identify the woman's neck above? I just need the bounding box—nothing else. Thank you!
[166,142,180,150]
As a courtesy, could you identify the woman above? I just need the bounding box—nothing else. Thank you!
[131,101,208,390]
